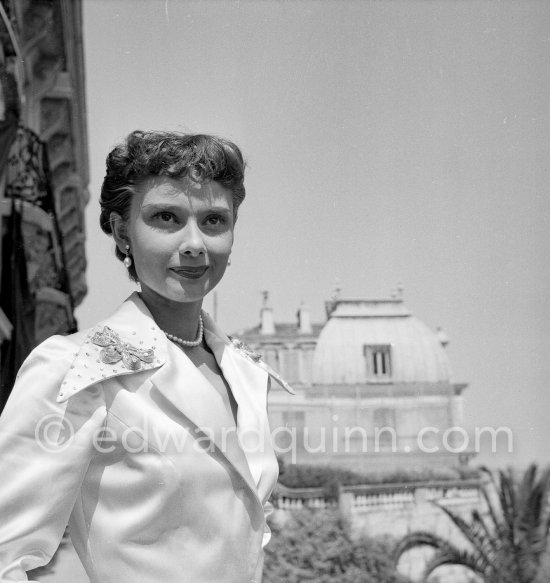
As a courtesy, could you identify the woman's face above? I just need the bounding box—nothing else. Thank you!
[121,175,234,307]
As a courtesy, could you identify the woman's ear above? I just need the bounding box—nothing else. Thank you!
[110,212,129,253]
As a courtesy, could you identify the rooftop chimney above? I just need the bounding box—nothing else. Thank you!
[325,278,342,318]
[260,291,275,335]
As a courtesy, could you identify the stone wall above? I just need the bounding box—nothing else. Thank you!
[0,0,88,345]
[273,479,484,582]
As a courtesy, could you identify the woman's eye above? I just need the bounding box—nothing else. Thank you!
[204,215,226,226]
[154,212,175,222]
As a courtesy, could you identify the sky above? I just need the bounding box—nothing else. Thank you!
[77,0,550,468]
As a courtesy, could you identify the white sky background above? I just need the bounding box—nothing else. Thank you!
[76,0,550,468]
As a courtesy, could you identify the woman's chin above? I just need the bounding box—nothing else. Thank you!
[139,281,209,306]
[173,279,224,303]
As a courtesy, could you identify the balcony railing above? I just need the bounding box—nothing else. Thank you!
[273,478,482,512]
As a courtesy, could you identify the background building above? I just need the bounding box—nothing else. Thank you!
[236,290,471,471]
[0,0,88,403]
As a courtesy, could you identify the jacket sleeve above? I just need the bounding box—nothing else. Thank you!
[0,335,106,582]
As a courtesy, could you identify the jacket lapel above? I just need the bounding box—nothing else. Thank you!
[57,292,167,403]
[148,312,269,496]
[202,312,269,488]
[57,293,269,500]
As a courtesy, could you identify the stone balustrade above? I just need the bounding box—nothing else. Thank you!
[273,478,482,514]
[274,484,337,510]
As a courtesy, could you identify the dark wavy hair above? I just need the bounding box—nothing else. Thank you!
[99,130,246,281]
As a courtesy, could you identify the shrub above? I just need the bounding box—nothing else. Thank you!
[263,509,411,583]
[277,461,480,492]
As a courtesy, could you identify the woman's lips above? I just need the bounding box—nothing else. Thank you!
[170,266,209,279]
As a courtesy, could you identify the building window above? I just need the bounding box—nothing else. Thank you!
[281,348,300,383]
[364,345,392,381]
[300,345,315,385]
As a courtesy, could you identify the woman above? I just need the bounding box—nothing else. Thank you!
[0,131,291,583]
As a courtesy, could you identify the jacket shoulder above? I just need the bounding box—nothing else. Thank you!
[16,331,85,380]
[5,332,94,414]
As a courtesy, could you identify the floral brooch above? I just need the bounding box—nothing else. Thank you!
[91,326,155,371]
[228,336,295,395]
[228,336,263,362]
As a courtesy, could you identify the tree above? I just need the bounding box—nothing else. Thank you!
[394,464,550,583]
[264,509,410,583]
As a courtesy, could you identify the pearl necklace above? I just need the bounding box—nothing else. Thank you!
[163,315,204,348]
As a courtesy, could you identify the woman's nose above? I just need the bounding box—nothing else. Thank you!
[178,223,206,257]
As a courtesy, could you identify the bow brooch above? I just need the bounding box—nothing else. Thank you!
[91,326,155,371]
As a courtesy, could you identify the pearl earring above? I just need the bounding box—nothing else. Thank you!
[227,257,232,266]
[123,244,132,268]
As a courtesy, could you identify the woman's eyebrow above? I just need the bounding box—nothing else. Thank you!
[141,203,232,213]
[141,203,184,211]
[205,206,232,214]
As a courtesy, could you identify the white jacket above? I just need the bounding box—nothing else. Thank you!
[0,293,280,583]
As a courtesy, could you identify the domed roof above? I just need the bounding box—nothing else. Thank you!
[312,299,452,385]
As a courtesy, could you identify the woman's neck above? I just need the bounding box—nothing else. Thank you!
[138,290,203,342]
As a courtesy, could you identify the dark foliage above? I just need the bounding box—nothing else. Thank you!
[263,509,411,583]
[394,464,550,583]
[277,460,480,494]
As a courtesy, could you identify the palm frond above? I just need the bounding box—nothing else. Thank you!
[396,464,550,583]
[515,465,550,581]
[393,530,449,566]
[478,468,507,543]
[471,508,502,558]
[498,468,517,537]
[518,466,550,544]
[421,546,490,583]
[517,464,537,516]
[433,503,495,572]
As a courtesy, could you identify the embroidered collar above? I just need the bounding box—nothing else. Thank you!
[57,293,167,402]
[228,336,295,395]
[56,292,294,402]
[202,312,294,395]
